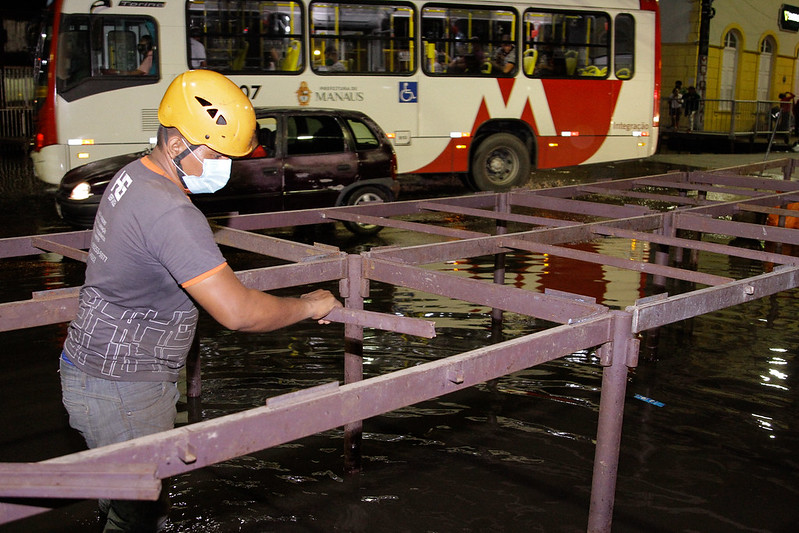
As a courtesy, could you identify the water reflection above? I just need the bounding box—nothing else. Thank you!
[1,152,798,532]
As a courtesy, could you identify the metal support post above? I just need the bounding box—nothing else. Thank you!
[492,193,509,330]
[342,254,365,473]
[588,311,638,533]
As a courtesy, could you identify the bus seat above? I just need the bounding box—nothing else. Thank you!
[280,40,301,71]
[232,41,249,71]
[616,68,632,79]
[580,65,607,77]
[482,61,491,74]
[523,49,537,75]
[565,50,578,76]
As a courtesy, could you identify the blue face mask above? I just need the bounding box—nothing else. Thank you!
[174,142,232,194]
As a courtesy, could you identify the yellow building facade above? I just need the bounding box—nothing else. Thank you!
[662,0,799,101]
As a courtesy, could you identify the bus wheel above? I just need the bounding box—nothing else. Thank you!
[471,133,531,191]
[342,186,389,236]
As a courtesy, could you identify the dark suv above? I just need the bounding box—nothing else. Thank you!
[56,107,399,235]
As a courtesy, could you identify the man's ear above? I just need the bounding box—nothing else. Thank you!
[165,133,187,160]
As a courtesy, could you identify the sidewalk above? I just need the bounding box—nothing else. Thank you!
[649,150,799,170]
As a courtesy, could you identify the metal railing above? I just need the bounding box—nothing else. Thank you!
[660,97,793,139]
[0,67,35,143]
[2,158,799,531]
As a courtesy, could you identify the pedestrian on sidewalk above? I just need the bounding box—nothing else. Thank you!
[669,87,683,130]
[683,86,700,132]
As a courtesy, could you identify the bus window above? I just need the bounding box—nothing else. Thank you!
[523,10,609,78]
[614,14,634,79]
[421,5,517,76]
[188,0,304,73]
[55,15,158,92]
[309,2,415,75]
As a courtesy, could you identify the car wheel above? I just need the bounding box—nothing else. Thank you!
[470,133,531,191]
[343,186,390,235]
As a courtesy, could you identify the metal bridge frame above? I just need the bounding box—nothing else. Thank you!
[2,158,799,532]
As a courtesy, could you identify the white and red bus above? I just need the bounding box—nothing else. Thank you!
[31,0,660,190]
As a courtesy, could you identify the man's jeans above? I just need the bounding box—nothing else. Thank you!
[60,356,179,532]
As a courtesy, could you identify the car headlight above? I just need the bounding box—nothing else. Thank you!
[69,182,93,201]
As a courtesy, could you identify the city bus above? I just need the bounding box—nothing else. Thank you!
[31,0,660,190]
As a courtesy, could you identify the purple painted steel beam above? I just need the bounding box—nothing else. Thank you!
[499,236,734,286]
[214,195,497,232]
[30,315,614,478]
[0,287,80,332]
[738,203,799,218]
[591,226,799,266]
[326,307,436,338]
[510,194,654,219]
[676,212,799,245]
[30,237,89,263]
[418,201,582,227]
[0,463,159,500]
[576,186,710,206]
[628,266,799,332]
[588,311,635,533]
[234,259,347,291]
[367,215,666,266]
[0,231,92,260]
[369,235,514,265]
[364,257,607,323]
[319,210,488,240]
[684,193,799,218]
[693,169,799,188]
[631,176,773,198]
[211,225,342,262]
[342,254,365,473]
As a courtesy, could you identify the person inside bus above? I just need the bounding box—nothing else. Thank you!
[101,34,156,76]
[323,46,346,72]
[189,27,207,68]
[448,37,485,74]
[491,35,516,75]
[534,45,556,77]
[133,34,155,75]
[59,70,342,532]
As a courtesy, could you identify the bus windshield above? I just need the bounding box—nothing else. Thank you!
[56,13,158,93]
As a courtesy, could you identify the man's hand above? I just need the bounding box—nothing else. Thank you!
[300,289,343,324]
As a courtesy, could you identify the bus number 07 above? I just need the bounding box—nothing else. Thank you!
[240,85,261,100]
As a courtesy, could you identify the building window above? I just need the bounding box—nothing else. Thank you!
[719,30,740,108]
[757,36,775,102]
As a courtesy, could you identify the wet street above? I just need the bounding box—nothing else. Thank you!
[1,146,798,532]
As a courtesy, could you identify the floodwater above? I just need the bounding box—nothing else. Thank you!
[0,148,797,532]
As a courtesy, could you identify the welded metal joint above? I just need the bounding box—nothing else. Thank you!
[447,365,465,385]
[177,442,197,465]
[596,335,640,368]
[597,343,613,366]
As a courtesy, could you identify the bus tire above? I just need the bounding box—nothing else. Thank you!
[342,186,389,236]
[470,133,531,191]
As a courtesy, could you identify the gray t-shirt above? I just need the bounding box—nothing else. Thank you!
[63,157,226,381]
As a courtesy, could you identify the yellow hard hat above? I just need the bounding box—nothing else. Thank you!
[158,70,257,157]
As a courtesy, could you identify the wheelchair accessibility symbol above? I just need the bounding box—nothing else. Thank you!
[399,81,417,103]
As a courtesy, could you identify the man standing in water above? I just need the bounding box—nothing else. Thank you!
[59,70,341,531]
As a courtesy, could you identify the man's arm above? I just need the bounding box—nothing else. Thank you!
[185,264,342,332]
